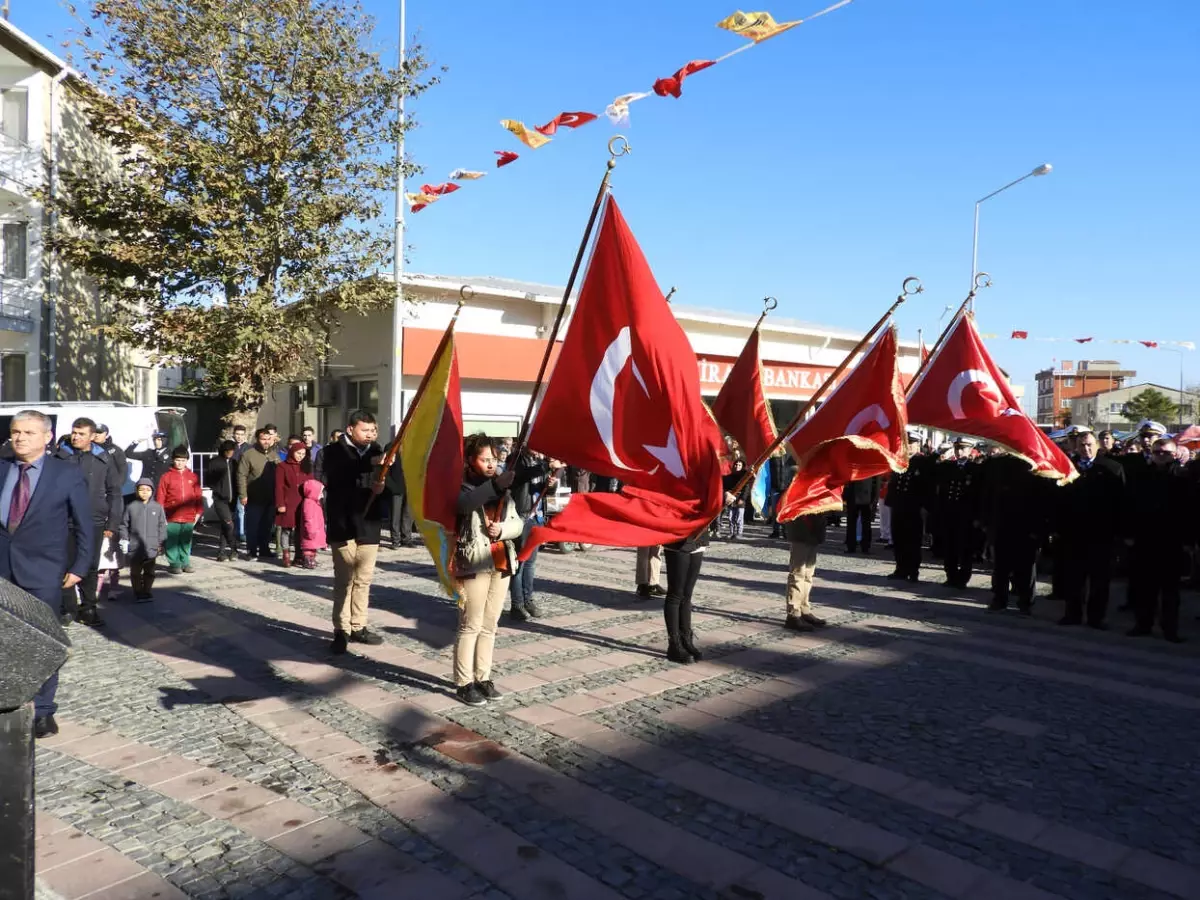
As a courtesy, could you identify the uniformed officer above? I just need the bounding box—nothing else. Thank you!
[886,431,928,582]
[981,450,1054,614]
[1056,431,1126,628]
[935,438,981,588]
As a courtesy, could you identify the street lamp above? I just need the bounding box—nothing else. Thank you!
[971,163,1052,297]
[1158,346,1188,430]
[389,0,407,438]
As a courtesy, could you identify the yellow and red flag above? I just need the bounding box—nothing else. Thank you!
[717,9,802,42]
[500,119,552,149]
[399,321,465,599]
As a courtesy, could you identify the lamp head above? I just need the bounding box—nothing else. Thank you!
[1032,163,1052,176]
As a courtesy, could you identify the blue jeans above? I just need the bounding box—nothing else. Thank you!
[235,499,245,542]
[243,503,274,556]
[509,546,539,609]
[20,582,64,715]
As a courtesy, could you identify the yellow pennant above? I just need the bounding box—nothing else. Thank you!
[405,191,438,207]
[717,9,802,42]
[500,119,552,149]
[449,169,486,180]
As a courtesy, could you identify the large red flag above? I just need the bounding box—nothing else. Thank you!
[907,313,1075,483]
[522,198,724,555]
[777,326,909,521]
[710,327,777,463]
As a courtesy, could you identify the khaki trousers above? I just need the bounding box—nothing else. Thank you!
[636,545,663,586]
[332,540,379,634]
[785,540,820,617]
[454,570,508,687]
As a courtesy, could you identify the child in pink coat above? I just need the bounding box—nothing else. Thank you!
[297,479,327,569]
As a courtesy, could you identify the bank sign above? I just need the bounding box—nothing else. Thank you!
[696,358,834,398]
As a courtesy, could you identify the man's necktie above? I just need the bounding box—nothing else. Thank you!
[9,463,31,530]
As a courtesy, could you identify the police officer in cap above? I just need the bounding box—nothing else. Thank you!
[885,430,928,582]
[935,438,981,588]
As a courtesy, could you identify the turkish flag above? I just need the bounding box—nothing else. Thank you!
[776,326,910,522]
[494,150,519,167]
[1011,330,1028,340]
[535,111,598,135]
[710,327,777,463]
[420,183,460,196]
[907,313,1075,483]
[1140,340,1159,348]
[522,198,724,554]
[653,60,716,98]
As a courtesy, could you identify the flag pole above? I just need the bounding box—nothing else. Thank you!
[664,286,677,304]
[697,277,921,537]
[514,136,631,454]
[907,272,990,390]
[369,286,472,510]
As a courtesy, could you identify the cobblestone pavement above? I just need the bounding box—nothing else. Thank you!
[31,523,1200,900]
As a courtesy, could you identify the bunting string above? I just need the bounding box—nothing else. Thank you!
[978,332,1195,350]
[407,2,855,213]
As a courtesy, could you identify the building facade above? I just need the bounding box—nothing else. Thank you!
[1070,382,1199,433]
[1034,360,1134,427]
[257,273,924,443]
[0,18,156,404]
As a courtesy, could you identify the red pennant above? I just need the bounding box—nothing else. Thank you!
[1075,337,1093,344]
[420,183,460,196]
[653,59,716,98]
[710,328,777,464]
[410,203,427,213]
[907,313,1075,483]
[920,341,930,364]
[1011,330,1028,340]
[1140,340,1159,348]
[494,150,519,167]
[777,327,909,521]
[522,198,724,555]
[534,111,598,135]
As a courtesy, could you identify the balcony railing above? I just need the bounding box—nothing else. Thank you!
[0,131,41,197]
[0,278,36,332]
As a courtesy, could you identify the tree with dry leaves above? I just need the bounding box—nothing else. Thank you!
[50,0,435,426]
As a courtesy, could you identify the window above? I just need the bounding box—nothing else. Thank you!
[349,379,379,416]
[0,89,27,143]
[0,354,24,402]
[2,223,27,279]
[1109,403,1123,414]
[1062,377,1074,388]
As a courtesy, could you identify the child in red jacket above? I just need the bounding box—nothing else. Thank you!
[156,446,204,574]
[297,479,327,569]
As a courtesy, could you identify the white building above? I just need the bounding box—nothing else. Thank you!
[0,17,156,403]
[257,273,923,441]
[1070,382,1199,432]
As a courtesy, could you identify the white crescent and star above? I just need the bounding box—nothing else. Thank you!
[845,404,890,437]
[589,327,684,478]
[946,369,1022,419]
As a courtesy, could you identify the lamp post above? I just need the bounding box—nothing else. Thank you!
[1159,347,1187,430]
[389,0,407,438]
[970,163,1052,303]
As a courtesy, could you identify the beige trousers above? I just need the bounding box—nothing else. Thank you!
[636,545,663,586]
[332,540,379,634]
[454,570,509,687]
[785,540,820,617]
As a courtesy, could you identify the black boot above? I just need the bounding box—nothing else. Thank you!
[664,601,692,664]
[678,598,701,661]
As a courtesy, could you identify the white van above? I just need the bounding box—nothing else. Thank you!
[0,402,191,495]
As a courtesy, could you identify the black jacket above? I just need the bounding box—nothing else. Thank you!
[126,442,171,488]
[57,443,123,531]
[1128,461,1194,548]
[1056,455,1126,541]
[323,437,390,545]
[96,438,128,488]
[204,455,237,504]
[980,454,1055,539]
[511,454,552,518]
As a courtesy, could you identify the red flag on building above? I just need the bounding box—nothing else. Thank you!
[776,326,910,521]
[535,111,598,135]
[1011,330,1028,340]
[521,198,724,555]
[710,327,777,464]
[907,313,1075,483]
[653,60,716,98]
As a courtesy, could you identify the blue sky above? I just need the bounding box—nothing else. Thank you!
[21,1,1200,399]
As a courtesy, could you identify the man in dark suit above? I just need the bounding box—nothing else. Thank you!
[1056,431,1126,629]
[0,410,93,737]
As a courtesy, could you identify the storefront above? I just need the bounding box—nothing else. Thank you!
[258,273,922,442]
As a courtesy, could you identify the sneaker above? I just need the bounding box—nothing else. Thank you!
[349,628,383,645]
[509,605,530,622]
[476,680,502,700]
[182,565,195,574]
[524,598,543,618]
[784,615,815,633]
[168,565,182,575]
[59,612,74,626]
[76,609,105,628]
[456,683,488,707]
[330,631,349,655]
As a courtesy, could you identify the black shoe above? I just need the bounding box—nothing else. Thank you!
[845,546,856,554]
[649,585,666,597]
[456,683,488,707]
[1164,634,1186,644]
[330,631,349,654]
[1117,603,1134,612]
[476,680,502,700]
[886,571,905,580]
[34,715,58,739]
[1126,626,1151,637]
[907,574,920,583]
[509,605,530,622]
[680,631,703,662]
[59,612,74,626]
[987,597,1008,612]
[666,644,694,665]
[635,584,653,599]
[349,628,383,645]
[135,593,153,604]
[799,613,827,628]
[1087,621,1108,631]
[524,598,543,618]
[784,615,816,633]
[1058,615,1082,626]
[1017,602,1033,617]
[76,609,105,628]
